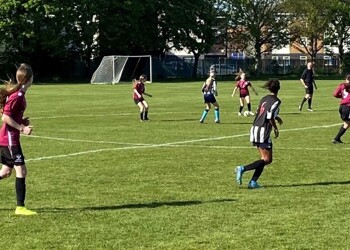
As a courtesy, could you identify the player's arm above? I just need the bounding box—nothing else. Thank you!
[201,82,206,93]
[333,85,343,98]
[1,114,33,135]
[300,78,307,88]
[213,80,218,96]
[269,119,279,138]
[300,70,307,88]
[275,116,283,125]
[133,89,142,98]
[232,86,238,97]
[267,100,282,138]
[313,80,317,90]
[22,117,30,126]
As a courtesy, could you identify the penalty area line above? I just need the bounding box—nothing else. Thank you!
[26,122,342,162]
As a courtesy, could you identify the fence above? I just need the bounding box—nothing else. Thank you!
[154,56,340,79]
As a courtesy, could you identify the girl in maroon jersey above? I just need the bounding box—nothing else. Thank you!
[0,63,36,215]
[332,75,350,143]
[232,71,258,116]
[133,74,152,122]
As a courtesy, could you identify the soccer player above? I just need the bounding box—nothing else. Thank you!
[199,71,220,123]
[332,75,350,144]
[133,74,152,122]
[232,71,258,116]
[299,62,317,111]
[235,79,283,189]
[0,63,37,215]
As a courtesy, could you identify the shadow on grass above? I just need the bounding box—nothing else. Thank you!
[31,198,236,213]
[266,180,350,188]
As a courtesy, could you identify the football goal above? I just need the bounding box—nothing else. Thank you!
[91,55,152,84]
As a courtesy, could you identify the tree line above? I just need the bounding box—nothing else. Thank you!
[0,0,349,80]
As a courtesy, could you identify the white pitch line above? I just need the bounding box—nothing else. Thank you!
[30,111,189,120]
[26,123,342,162]
[169,144,350,151]
[27,135,150,146]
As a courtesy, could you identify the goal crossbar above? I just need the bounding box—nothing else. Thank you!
[91,55,152,84]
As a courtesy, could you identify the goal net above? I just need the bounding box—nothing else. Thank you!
[91,55,152,84]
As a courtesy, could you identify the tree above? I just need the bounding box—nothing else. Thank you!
[226,0,291,75]
[285,0,333,62]
[163,0,223,77]
[326,0,350,74]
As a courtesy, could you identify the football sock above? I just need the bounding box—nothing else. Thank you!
[308,98,312,109]
[214,108,220,121]
[144,111,148,120]
[200,109,209,121]
[244,159,265,171]
[140,112,143,120]
[239,106,243,113]
[247,103,251,111]
[334,126,347,141]
[252,165,265,182]
[16,177,26,207]
[300,98,307,108]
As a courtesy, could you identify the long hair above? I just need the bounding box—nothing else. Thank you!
[0,63,33,112]
[132,78,137,88]
[263,79,280,94]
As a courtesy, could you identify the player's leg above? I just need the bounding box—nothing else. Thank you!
[142,100,149,120]
[333,105,350,143]
[200,96,211,123]
[235,147,266,186]
[238,97,244,116]
[0,165,13,180]
[247,147,272,189]
[299,91,310,111]
[13,164,36,215]
[245,95,254,115]
[307,91,314,111]
[137,101,145,121]
[213,101,220,123]
[0,147,14,180]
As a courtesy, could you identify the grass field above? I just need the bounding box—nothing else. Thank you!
[1,79,350,249]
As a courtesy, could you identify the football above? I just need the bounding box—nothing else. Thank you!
[243,111,250,117]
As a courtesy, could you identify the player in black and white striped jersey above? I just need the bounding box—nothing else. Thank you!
[199,70,220,123]
[235,79,283,189]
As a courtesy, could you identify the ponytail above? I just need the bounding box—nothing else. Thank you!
[0,81,21,112]
[0,63,32,112]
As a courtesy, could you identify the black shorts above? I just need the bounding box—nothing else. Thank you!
[134,98,144,105]
[0,145,25,168]
[305,85,313,95]
[240,93,249,98]
[252,138,273,150]
[203,93,217,104]
[339,104,350,121]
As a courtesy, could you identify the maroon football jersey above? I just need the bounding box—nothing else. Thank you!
[236,80,251,96]
[334,83,350,106]
[133,81,145,99]
[0,90,26,146]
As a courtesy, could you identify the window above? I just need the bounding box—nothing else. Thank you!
[283,56,290,66]
[300,56,307,66]
[324,56,332,66]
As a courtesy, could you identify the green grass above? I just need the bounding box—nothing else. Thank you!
[1,79,350,249]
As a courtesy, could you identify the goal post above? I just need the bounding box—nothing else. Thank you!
[91,55,152,84]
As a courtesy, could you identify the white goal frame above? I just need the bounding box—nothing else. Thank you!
[91,55,152,84]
